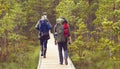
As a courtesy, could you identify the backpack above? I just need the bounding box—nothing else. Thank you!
[39,19,50,40]
[54,19,70,42]
[63,23,69,38]
[55,23,63,35]
[54,23,65,42]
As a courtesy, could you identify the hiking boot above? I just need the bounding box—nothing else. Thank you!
[60,62,63,65]
[65,58,68,65]
[43,55,46,58]
[41,54,43,56]
[43,48,47,58]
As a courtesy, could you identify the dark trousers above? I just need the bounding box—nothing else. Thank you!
[58,41,68,64]
[40,39,48,55]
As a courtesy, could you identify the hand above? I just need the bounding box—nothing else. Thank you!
[68,37,72,44]
[68,40,72,45]
[55,40,58,45]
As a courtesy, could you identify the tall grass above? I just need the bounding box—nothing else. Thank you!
[0,45,40,69]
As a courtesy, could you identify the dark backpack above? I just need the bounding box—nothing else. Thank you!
[39,19,50,40]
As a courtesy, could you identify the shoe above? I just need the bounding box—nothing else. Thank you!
[65,58,68,65]
[41,54,43,56]
[43,49,46,58]
[43,55,46,58]
[60,62,63,65]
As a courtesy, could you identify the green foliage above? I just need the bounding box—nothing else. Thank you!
[56,0,75,23]
[1,0,120,69]
[0,0,57,68]
[0,44,40,69]
[112,20,120,34]
[65,0,120,69]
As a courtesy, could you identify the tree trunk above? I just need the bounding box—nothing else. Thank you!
[113,1,118,43]
[4,30,9,61]
[85,0,98,41]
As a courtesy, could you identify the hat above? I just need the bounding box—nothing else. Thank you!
[56,18,64,24]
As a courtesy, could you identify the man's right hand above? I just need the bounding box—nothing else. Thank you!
[69,36,72,44]
[55,40,58,45]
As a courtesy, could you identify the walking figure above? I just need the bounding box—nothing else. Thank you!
[54,17,72,65]
[35,12,51,58]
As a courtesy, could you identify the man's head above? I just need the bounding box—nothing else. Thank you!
[60,17,67,23]
[41,12,48,20]
[56,18,64,24]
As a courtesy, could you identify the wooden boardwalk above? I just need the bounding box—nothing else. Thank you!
[37,33,76,69]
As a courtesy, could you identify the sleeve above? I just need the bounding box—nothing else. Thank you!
[53,24,57,39]
[47,22,52,29]
[68,24,71,37]
[35,20,40,30]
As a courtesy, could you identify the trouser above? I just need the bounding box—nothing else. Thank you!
[58,41,68,64]
[40,39,48,56]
